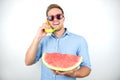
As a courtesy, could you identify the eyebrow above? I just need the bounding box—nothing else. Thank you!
[48,13,63,16]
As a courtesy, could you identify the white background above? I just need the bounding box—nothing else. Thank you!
[0,0,120,80]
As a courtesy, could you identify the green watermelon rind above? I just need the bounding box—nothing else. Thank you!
[42,53,83,71]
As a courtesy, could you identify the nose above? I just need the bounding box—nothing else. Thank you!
[54,17,58,21]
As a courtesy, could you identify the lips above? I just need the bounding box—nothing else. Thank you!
[53,22,60,26]
[53,24,59,26]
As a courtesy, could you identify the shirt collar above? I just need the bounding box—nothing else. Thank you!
[51,28,70,38]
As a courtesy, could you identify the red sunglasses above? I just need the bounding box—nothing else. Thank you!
[47,14,64,21]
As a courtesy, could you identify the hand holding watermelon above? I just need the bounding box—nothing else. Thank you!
[52,68,78,77]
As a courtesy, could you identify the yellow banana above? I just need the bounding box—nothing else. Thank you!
[44,21,57,33]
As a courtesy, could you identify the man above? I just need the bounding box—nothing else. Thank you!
[25,4,91,80]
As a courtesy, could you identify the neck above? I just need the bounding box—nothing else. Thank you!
[54,27,65,38]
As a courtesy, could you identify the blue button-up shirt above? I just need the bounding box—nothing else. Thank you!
[35,29,91,80]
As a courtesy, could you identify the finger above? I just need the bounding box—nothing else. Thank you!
[51,70,59,75]
[43,23,51,28]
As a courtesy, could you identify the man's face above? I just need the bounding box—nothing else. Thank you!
[47,8,65,30]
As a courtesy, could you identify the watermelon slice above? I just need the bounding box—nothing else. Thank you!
[42,52,82,71]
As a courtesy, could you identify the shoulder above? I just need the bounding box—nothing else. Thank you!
[39,35,51,44]
[67,32,88,47]
[68,32,87,41]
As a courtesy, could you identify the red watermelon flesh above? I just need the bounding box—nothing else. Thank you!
[42,52,82,71]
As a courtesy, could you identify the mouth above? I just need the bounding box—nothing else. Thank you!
[53,22,60,26]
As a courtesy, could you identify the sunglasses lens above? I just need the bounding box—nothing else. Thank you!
[48,16,54,21]
[47,14,64,21]
[56,14,63,20]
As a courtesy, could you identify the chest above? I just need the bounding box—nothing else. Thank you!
[42,37,80,55]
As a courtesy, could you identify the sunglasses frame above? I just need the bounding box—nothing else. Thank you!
[47,14,64,21]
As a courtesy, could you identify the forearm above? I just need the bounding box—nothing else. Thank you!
[74,66,91,78]
[55,66,91,78]
[25,24,48,66]
[25,37,41,66]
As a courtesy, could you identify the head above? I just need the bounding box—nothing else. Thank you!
[46,4,64,16]
[46,4,65,30]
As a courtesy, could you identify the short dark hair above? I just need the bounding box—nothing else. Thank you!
[46,4,64,16]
